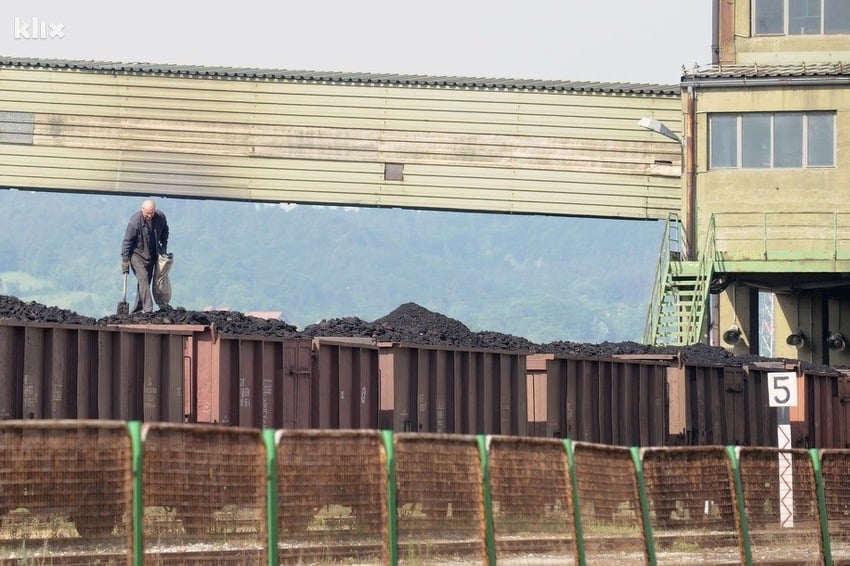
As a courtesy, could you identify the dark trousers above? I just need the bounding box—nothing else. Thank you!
[130,255,155,313]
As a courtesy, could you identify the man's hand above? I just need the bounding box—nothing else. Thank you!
[121,259,130,274]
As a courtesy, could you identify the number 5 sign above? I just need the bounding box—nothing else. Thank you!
[768,371,798,407]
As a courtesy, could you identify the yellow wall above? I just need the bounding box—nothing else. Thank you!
[691,84,850,251]
[717,283,753,355]
[725,0,850,65]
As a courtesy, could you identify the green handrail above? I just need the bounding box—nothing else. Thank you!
[644,212,680,344]
[684,214,716,344]
[711,211,850,261]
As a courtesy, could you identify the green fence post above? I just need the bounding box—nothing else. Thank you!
[725,446,753,566]
[810,448,833,566]
[128,421,143,566]
[629,447,657,565]
[562,439,586,566]
[382,430,398,566]
[476,435,497,566]
[263,429,279,566]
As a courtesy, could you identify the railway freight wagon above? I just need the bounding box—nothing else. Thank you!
[678,361,850,449]
[4,318,850,448]
[187,331,380,430]
[525,353,671,445]
[526,352,850,448]
[189,333,530,435]
[0,320,189,422]
[0,319,527,436]
[0,319,378,430]
[376,340,528,436]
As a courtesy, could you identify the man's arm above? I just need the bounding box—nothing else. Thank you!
[121,214,138,260]
[159,213,169,253]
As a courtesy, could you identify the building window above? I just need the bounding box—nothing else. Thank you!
[709,112,835,169]
[753,0,850,35]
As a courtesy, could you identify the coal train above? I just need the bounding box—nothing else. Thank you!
[1,308,849,449]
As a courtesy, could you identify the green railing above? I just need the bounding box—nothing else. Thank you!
[644,212,712,346]
[643,213,683,344]
[682,213,716,345]
[646,211,850,346]
[712,211,850,262]
[2,420,848,565]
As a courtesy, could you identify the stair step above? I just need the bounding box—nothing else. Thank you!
[648,253,710,346]
[669,261,701,275]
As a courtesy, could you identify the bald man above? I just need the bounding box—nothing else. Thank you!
[121,199,170,313]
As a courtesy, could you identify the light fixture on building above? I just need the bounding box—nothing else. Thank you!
[786,329,806,349]
[709,275,730,294]
[722,325,741,345]
[638,117,682,144]
[826,331,846,352]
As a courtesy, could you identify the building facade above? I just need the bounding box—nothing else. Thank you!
[667,0,850,365]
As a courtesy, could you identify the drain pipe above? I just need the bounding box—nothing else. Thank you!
[683,85,696,261]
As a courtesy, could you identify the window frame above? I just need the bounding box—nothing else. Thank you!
[709,111,835,170]
[753,0,850,35]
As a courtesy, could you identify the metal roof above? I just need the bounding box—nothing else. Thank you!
[0,56,680,95]
[683,61,850,80]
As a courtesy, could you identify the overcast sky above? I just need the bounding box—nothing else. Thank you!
[3,1,713,85]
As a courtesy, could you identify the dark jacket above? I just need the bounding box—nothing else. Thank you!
[121,210,169,263]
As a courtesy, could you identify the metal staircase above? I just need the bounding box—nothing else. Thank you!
[644,215,716,346]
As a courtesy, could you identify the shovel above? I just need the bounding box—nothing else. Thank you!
[117,273,129,315]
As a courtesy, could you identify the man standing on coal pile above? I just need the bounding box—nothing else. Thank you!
[121,198,170,313]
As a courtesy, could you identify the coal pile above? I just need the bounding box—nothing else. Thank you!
[537,339,741,364]
[0,295,97,325]
[0,294,839,372]
[302,302,536,351]
[1,295,298,337]
[99,306,299,337]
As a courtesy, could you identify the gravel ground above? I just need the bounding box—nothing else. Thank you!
[0,295,837,373]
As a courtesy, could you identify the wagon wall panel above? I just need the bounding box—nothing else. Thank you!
[545,356,670,446]
[281,339,312,429]
[0,324,20,419]
[381,344,526,435]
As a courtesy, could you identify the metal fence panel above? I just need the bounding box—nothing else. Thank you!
[141,422,266,562]
[276,429,387,564]
[0,421,132,561]
[642,446,742,565]
[394,433,486,564]
[738,447,822,562]
[488,436,575,563]
[820,449,850,562]
[573,442,646,565]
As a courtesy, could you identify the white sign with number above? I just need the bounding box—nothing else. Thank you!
[768,371,798,407]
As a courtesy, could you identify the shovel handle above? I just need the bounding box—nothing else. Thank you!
[122,272,128,301]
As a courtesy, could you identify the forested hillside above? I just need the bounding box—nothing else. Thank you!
[0,189,665,343]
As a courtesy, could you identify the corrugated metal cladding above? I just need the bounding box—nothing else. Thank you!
[0,57,682,220]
